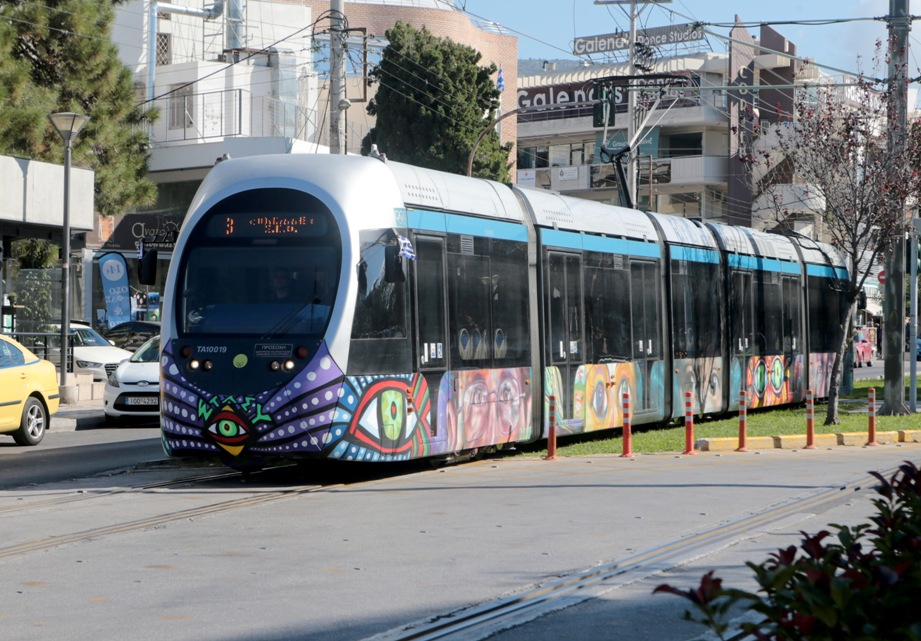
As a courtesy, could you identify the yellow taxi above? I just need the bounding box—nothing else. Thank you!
[0,333,60,445]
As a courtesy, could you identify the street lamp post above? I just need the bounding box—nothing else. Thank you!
[48,112,90,389]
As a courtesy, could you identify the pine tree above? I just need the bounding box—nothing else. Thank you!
[362,21,511,182]
[0,0,156,216]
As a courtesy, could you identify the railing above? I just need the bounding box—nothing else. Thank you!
[149,88,320,144]
[3,331,73,373]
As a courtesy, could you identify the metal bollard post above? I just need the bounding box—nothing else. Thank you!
[736,389,749,452]
[804,389,816,450]
[866,387,878,446]
[544,395,559,461]
[620,389,634,459]
[682,390,696,455]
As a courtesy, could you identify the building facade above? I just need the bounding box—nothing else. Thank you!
[84,0,516,329]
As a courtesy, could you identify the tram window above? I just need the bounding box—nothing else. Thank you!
[490,241,529,365]
[808,276,842,352]
[671,259,720,359]
[782,277,802,353]
[449,253,492,363]
[446,237,529,368]
[730,271,753,355]
[416,238,446,367]
[352,235,408,340]
[630,262,660,359]
[565,255,583,361]
[585,252,631,361]
[759,275,783,355]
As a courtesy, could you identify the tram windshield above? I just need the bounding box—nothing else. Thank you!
[179,245,339,337]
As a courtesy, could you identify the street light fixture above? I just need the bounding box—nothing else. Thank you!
[48,112,90,389]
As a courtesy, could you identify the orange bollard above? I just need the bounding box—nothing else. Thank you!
[736,389,749,452]
[621,390,634,459]
[804,389,816,450]
[866,388,878,446]
[544,395,559,461]
[683,390,696,455]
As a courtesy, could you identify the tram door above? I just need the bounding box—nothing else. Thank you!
[414,236,448,437]
[630,260,662,414]
[546,252,583,420]
[782,275,803,401]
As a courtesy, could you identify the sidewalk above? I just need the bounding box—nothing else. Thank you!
[51,397,107,431]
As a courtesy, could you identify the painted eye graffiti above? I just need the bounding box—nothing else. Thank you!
[348,379,418,454]
[209,416,250,442]
[204,406,253,457]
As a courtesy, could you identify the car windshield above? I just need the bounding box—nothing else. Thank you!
[72,326,112,347]
[131,336,161,363]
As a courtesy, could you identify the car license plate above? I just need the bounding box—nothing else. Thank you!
[126,397,159,406]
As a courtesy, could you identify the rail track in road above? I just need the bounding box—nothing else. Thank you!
[0,465,347,560]
[0,469,241,516]
[366,464,896,641]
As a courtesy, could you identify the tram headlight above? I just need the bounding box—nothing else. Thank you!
[202,360,213,371]
[283,359,296,371]
[189,359,201,371]
[269,360,280,371]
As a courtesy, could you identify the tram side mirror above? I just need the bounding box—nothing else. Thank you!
[384,244,406,284]
[138,249,158,286]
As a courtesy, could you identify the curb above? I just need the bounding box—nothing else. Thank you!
[698,430,920,451]
[50,402,107,431]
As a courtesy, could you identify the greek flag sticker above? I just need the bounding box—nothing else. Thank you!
[397,235,416,260]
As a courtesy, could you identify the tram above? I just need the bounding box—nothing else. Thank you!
[148,154,846,468]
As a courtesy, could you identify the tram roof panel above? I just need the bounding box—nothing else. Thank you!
[387,161,525,223]
[514,186,658,241]
[748,228,801,263]
[706,222,800,263]
[646,213,718,249]
[789,235,847,268]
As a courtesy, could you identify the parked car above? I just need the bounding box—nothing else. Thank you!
[69,322,132,381]
[103,320,160,352]
[104,335,160,423]
[852,331,874,368]
[0,333,60,445]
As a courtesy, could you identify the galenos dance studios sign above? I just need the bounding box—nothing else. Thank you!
[573,23,705,56]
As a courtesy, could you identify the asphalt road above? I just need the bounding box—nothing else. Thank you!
[1,420,919,641]
[0,421,162,490]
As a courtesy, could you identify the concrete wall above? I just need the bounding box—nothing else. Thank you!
[0,155,95,233]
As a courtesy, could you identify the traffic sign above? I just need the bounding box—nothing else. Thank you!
[878,270,887,285]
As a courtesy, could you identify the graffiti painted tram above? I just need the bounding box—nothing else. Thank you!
[152,154,846,469]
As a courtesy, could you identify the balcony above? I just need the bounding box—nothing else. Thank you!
[149,88,318,146]
[518,155,728,194]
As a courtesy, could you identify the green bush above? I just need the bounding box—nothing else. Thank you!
[654,461,921,640]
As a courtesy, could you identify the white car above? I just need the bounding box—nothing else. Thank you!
[104,335,160,422]
[70,323,133,381]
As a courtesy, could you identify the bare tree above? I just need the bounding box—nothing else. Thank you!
[749,65,920,424]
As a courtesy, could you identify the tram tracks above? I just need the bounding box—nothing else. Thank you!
[0,469,242,516]
[367,465,892,641]
[0,467,340,560]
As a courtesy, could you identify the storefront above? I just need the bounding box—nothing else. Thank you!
[83,212,180,332]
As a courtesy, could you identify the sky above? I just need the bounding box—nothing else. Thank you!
[454,0,902,79]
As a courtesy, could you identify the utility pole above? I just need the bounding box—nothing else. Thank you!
[594,0,671,206]
[881,0,911,414]
[329,0,346,154]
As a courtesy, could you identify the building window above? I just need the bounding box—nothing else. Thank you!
[156,33,171,66]
[662,132,702,158]
[169,84,193,129]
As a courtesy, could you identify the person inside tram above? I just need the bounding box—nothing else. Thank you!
[271,268,296,303]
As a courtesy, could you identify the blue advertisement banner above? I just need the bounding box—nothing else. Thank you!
[98,252,131,329]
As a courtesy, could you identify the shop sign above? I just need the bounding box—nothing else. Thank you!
[102,213,181,252]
